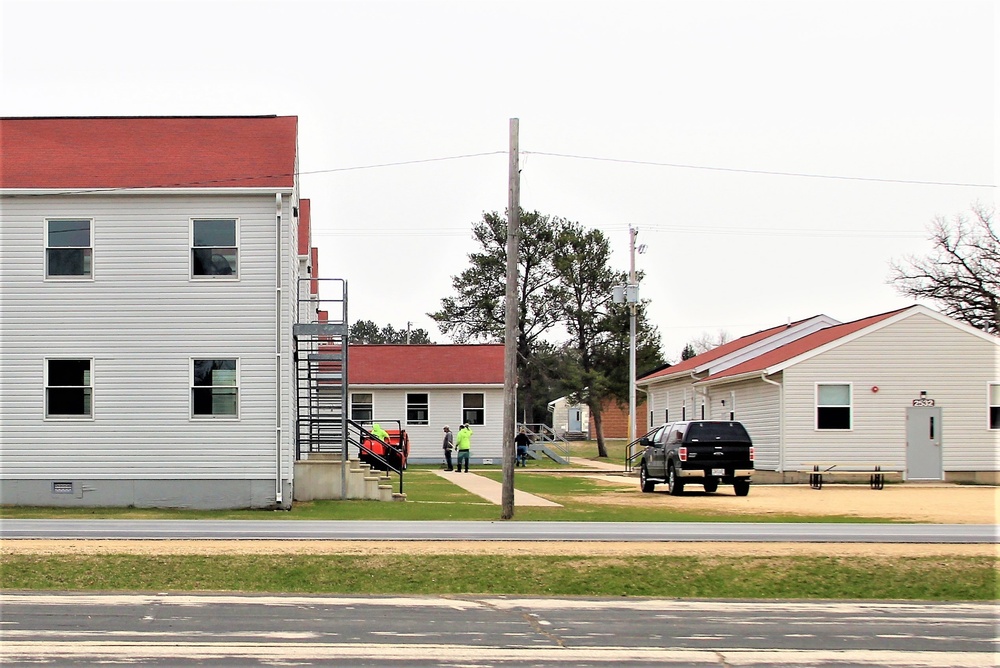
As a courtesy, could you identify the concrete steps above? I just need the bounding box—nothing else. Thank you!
[293,454,404,502]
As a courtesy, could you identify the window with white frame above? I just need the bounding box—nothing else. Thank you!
[463,393,485,425]
[191,219,238,277]
[46,219,92,278]
[816,383,851,430]
[46,359,92,417]
[192,359,238,417]
[351,393,373,422]
[990,383,1000,430]
[406,392,429,425]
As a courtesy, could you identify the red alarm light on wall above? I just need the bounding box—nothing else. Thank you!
[871,386,879,393]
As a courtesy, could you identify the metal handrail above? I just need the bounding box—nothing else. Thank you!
[624,429,656,473]
[518,423,571,458]
[347,419,405,494]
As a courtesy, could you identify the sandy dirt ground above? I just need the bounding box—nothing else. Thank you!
[2,483,996,558]
[579,477,999,525]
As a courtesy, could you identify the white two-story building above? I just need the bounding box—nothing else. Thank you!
[0,116,309,508]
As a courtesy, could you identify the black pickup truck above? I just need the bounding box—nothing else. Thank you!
[638,420,754,496]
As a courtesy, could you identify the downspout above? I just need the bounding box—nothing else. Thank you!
[690,371,707,420]
[760,372,783,474]
[635,385,648,433]
[275,193,283,505]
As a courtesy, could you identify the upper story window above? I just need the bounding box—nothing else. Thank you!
[46,219,92,278]
[351,393,373,422]
[989,383,999,430]
[46,359,92,418]
[406,393,429,425]
[816,383,852,430]
[462,392,484,426]
[192,359,238,418]
[191,218,238,278]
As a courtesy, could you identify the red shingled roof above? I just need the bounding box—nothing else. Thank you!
[639,318,816,383]
[348,344,504,385]
[0,116,298,189]
[705,307,910,381]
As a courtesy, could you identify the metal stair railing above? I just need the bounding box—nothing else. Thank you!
[294,277,349,476]
[518,423,570,464]
[347,419,404,494]
[624,428,657,473]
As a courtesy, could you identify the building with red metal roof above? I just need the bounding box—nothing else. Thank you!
[636,305,999,484]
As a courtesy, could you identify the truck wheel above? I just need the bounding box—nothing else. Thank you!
[703,480,718,493]
[668,465,684,496]
[640,465,656,493]
[733,480,750,496]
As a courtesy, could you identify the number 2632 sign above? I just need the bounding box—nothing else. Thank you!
[912,398,935,407]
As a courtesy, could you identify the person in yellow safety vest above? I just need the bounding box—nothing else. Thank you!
[370,422,389,443]
[454,423,472,473]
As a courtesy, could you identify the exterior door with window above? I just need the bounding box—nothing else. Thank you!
[906,406,943,480]
[569,407,583,433]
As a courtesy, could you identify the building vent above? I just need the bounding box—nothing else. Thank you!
[51,482,74,494]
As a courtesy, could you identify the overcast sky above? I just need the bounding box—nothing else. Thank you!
[2,0,995,362]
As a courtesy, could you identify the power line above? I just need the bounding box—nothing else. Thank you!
[521,150,995,189]
[299,151,507,176]
[314,224,923,239]
[4,147,993,197]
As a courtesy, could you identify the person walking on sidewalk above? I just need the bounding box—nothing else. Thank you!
[442,425,455,471]
[454,423,472,472]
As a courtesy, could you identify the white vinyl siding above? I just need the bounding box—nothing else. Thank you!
[783,313,999,471]
[1,193,297,481]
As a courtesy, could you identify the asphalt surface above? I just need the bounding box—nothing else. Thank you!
[1,519,997,542]
[1,593,996,666]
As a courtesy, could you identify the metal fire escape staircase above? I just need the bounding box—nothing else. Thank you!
[293,278,404,497]
[294,277,348,460]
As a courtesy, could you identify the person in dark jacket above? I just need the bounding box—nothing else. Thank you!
[514,427,531,467]
[442,425,455,471]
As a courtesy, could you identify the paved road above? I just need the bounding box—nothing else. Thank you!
[1,593,995,666]
[1,519,996,542]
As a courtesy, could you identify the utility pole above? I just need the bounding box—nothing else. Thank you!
[628,226,638,444]
[614,227,642,444]
[501,118,519,520]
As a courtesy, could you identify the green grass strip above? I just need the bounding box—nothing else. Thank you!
[2,554,995,600]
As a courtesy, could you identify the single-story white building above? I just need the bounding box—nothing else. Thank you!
[347,344,505,464]
[547,396,590,439]
[637,305,999,484]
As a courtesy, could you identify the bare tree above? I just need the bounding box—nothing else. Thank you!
[686,330,732,356]
[889,204,998,335]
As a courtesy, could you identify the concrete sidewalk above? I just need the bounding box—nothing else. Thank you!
[432,470,562,507]
[565,456,624,472]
